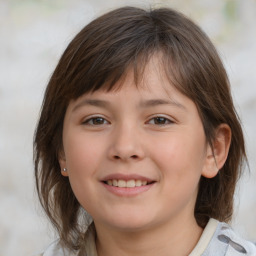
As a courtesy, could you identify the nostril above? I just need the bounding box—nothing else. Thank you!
[112,154,139,160]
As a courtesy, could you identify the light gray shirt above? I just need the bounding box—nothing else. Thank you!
[38,219,256,256]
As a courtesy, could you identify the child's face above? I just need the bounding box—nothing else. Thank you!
[59,58,213,232]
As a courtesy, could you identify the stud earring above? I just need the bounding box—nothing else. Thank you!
[63,168,67,172]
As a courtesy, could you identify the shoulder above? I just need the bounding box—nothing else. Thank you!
[37,224,97,256]
[204,221,256,256]
[38,240,78,256]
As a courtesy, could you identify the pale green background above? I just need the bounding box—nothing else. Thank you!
[0,0,255,255]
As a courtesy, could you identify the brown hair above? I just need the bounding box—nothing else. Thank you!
[34,6,246,251]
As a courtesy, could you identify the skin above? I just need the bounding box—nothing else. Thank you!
[59,57,231,256]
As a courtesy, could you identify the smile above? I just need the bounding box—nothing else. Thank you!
[101,174,156,196]
[104,179,151,188]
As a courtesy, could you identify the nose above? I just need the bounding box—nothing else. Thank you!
[107,123,145,161]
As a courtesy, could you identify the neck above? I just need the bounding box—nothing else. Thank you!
[95,215,203,256]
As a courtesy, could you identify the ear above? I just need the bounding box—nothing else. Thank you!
[202,124,231,178]
[58,150,69,177]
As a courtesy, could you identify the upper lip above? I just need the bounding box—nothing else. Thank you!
[101,173,155,182]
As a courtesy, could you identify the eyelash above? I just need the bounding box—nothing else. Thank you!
[147,116,174,125]
[82,116,110,125]
[82,116,174,126]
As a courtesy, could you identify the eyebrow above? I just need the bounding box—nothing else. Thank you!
[139,99,186,110]
[72,99,110,112]
[72,98,186,112]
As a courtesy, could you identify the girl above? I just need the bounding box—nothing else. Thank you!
[34,6,256,256]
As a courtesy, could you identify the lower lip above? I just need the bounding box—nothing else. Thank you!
[102,182,155,197]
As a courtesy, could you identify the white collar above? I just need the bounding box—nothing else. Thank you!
[189,218,219,256]
[43,219,218,256]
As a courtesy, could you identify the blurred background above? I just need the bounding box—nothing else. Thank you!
[0,0,255,255]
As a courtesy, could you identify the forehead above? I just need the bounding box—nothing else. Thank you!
[68,57,194,114]
[65,52,198,116]
[94,54,179,96]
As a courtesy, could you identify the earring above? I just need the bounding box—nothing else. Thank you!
[63,168,67,172]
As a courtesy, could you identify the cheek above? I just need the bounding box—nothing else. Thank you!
[63,134,103,211]
[63,133,105,203]
[153,135,204,208]
[153,134,205,167]
[150,130,206,188]
[64,132,101,170]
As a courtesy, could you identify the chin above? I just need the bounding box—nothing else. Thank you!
[102,212,156,232]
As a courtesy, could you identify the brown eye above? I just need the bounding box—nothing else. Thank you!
[83,117,109,125]
[154,117,167,124]
[92,117,105,125]
[148,117,173,125]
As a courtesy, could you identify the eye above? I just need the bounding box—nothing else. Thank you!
[82,116,109,125]
[148,116,173,125]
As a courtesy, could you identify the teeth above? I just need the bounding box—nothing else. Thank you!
[117,180,126,188]
[105,179,149,188]
[127,180,135,187]
[135,180,142,186]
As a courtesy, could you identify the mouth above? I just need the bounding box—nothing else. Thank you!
[101,174,156,196]
[103,179,155,188]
